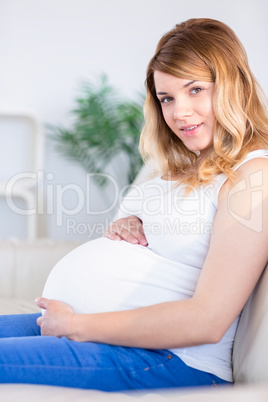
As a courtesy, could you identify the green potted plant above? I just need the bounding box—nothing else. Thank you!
[48,74,145,188]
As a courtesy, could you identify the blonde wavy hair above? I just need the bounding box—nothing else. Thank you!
[139,18,268,188]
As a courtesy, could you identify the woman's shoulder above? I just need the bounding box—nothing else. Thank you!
[213,149,268,208]
[219,150,268,206]
[234,149,268,177]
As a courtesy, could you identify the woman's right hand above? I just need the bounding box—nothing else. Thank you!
[104,215,148,246]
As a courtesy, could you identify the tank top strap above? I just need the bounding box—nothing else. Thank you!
[212,149,268,208]
[233,149,268,170]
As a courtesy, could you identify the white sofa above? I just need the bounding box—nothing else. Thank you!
[0,238,268,401]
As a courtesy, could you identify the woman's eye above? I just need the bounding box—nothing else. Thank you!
[160,96,173,104]
[191,87,203,94]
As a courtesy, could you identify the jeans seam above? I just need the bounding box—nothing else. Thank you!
[0,363,127,372]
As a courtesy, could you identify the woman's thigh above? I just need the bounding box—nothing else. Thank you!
[0,333,229,390]
[0,313,41,338]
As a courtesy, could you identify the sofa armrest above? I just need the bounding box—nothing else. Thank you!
[0,239,82,300]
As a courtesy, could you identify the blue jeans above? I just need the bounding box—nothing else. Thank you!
[0,313,230,391]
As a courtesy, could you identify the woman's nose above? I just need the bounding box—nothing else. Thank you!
[173,99,193,120]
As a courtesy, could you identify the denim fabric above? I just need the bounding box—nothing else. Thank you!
[0,313,230,391]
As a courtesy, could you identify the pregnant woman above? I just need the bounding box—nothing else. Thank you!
[0,18,268,391]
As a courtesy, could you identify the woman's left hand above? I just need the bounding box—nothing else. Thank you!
[35,297,75,338]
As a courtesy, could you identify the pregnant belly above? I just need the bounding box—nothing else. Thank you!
[42,237,200,314]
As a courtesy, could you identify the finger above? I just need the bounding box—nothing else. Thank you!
[104,223,139,244]
[35,297,49,310]
[126,225,148,246]
[36,315,43,327]
[119,217,148,246]
[138,236,148,246]
[105,217,148,245]
[113,226,140,244]
[103,230,121,241]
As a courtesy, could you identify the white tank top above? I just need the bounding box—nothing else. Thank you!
[116,149,268,381]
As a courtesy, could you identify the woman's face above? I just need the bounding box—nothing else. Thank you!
[154,71,215,153]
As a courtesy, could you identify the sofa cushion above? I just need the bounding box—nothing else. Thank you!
[0,297,39,315]
[233,264,268,384]
[0,383,268,401]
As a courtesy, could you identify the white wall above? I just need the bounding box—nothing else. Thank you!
[0,0,267,240]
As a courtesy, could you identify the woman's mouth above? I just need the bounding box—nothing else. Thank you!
[180,123,203,137]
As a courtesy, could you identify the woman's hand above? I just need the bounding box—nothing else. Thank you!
[104,215,148,246]
[35,297,75,339]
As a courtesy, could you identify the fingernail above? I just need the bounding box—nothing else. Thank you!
[130,238,138,244]
[35,297,41,303]
[140,239,148,246]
